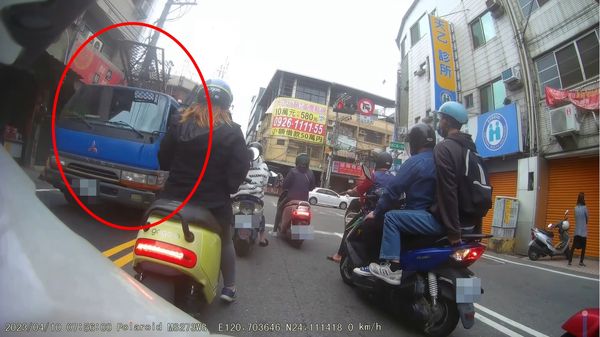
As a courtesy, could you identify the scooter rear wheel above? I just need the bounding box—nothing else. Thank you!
[234,239,251,257]
[140,273,175,303]
[528,246,540,261]
[423,284,459,337]
[339,255,355,286]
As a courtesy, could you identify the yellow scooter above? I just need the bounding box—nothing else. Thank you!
[132,199,222,311]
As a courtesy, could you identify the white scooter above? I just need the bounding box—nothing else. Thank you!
[528,210,571,261]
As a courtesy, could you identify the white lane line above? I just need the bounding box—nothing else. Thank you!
[265,224,343,238]
[475,313,524,337]
[475,304,550,337]
[482,254,507,264]
[35,188,60,192]
[482,255,599,282]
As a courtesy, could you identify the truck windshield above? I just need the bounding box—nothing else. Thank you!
[61,85,168,133]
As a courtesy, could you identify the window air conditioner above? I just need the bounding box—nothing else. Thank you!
[486,0,505,18]
[549,104,580,136]
[92,38,103,52]
[502,66,521,85]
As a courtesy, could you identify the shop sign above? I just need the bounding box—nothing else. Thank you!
[470,103,523,158]
[268,97,327,144]
[332,161,362,177]
[545,87,599,110]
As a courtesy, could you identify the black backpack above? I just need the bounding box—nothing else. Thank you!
[450,139,493,218]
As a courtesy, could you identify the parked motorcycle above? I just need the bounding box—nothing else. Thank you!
[274,191,314,248]
[528,210,571,261]
[339,165,489,337]
[561,308,599,337]
[132,200,223,311]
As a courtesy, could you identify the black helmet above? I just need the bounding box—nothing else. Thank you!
[407,123,435,156]
[197,78,233,109]
[248,142,263,156]
[295,153,310,169]
[375,151,393,170]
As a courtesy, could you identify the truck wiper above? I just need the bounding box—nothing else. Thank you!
[106,121,144,138]
[64,114,94,130]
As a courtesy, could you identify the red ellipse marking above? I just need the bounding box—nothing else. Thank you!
[51,22,213,231]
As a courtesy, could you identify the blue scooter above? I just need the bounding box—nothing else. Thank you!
[339,165,490,337]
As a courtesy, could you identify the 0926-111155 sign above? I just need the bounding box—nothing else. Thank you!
[268,97,328,144]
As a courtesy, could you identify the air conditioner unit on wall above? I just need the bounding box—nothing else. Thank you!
[549,104,580,136]
[486,0,505,18]
[502,65,523,90]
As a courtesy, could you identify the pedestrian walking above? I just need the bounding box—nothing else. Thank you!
[568,192,588,267]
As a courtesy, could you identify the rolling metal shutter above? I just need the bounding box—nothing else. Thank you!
[482,171,518,236]
[546,157,599,258]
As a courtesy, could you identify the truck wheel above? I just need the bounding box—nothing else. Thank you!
[528,246,540,261]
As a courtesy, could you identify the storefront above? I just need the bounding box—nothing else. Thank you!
[545,156,599,258]
[329,161,362,193]
[469,103,524,236]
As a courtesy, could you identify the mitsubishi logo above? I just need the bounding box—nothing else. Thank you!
[88,140,98,153]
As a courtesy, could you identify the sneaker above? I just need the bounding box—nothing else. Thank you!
[220,287,236,303]
[579,262,586,267]
[353,265,372,276]
[369,262,402,285]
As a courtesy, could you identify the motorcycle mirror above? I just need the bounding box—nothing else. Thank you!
[564,210,569,216]
[249,147,260,161]
[547,223,553,229]
[362,164,373,181]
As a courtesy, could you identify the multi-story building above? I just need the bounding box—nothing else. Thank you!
[1,0,157,168]
[247,70,395,192]
[396,0,598,256]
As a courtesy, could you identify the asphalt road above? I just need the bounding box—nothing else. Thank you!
[36,188,600,337]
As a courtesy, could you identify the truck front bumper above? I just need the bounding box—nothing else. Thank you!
[42,167,156,208]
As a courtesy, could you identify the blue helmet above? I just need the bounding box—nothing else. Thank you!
[198,78,233,109]
[436,101,468,125]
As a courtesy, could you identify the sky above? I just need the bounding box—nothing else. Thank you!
[146,0,412,135]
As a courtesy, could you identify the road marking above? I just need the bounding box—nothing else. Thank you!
[271,201,277,207]
[114,252,134,267]
[476,304,550,337]
[102,239,136,258]
[476,313,524,337]
[482,254,507,264]
[35,188,60,192]
[483,254,599,282]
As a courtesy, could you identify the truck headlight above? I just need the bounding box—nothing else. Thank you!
[121,170,147,184]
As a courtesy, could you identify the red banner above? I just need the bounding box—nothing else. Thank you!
[71,39,126,86]
[332,161,362,177]
[545,86,599,110]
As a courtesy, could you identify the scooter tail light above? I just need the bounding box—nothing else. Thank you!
[292,207,311,222]
[134,238,197,268]
[451,246,486,266]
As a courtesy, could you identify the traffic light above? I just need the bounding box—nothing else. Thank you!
[333,93,357,114]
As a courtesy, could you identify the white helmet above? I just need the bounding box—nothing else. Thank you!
[561,221,570,231]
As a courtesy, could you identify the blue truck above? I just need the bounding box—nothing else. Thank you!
[43,84,181,208]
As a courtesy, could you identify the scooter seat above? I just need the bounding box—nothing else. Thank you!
[145,199,222,235]
[540,229,554,238]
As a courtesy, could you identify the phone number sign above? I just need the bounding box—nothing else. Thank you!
[268,97,328,144]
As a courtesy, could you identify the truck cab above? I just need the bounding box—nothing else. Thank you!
[43,84,180,208]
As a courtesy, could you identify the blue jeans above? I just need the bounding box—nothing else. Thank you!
[379,210,445,261]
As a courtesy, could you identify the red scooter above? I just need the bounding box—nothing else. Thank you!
[274,192,313,248]
[562,308,599,337]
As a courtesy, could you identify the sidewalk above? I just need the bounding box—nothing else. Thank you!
[487,251,599,278]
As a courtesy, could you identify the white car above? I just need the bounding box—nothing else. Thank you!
[308,188,356,209]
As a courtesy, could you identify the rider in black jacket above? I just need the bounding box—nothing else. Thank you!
[273,153,315,231]
[157,79,249,303]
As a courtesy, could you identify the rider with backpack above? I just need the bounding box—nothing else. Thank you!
[430,101,492,246]
[353,123,442,285]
